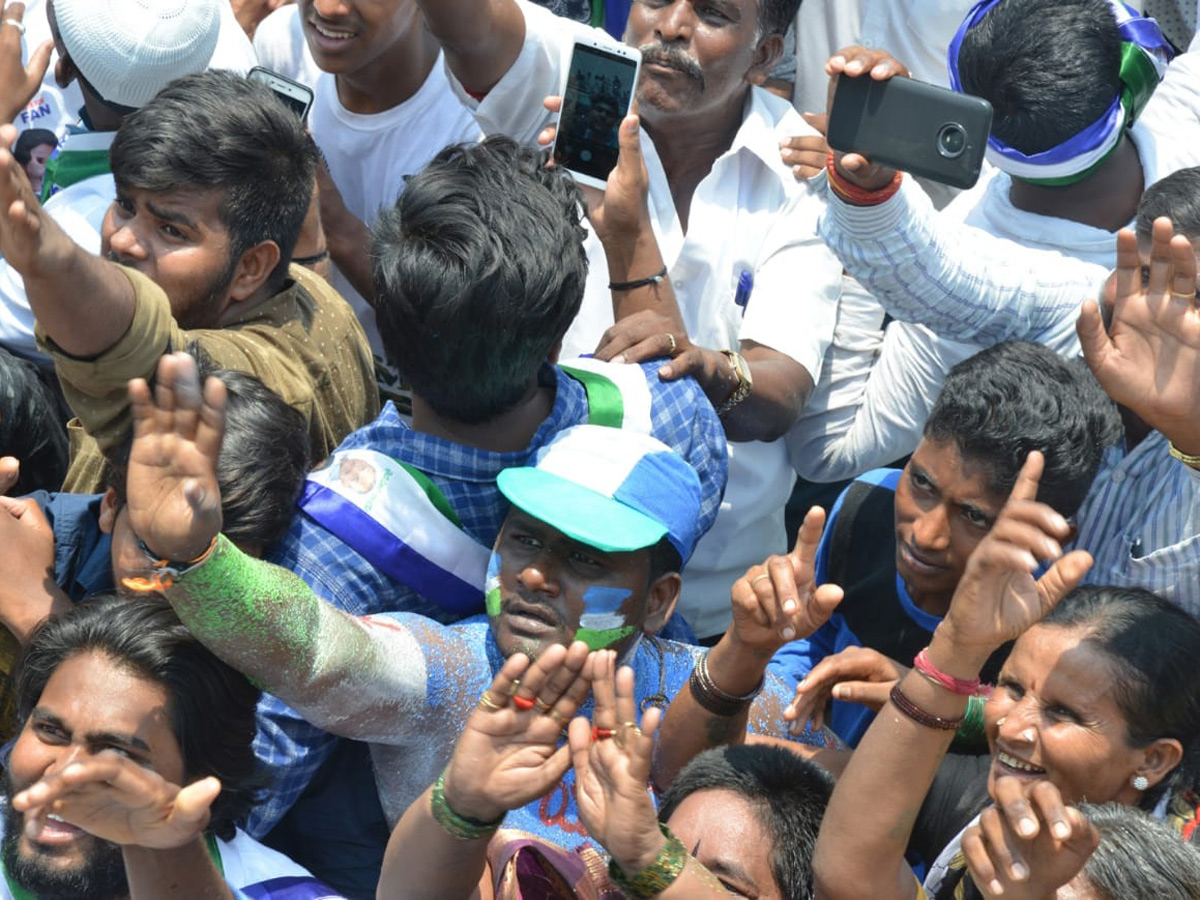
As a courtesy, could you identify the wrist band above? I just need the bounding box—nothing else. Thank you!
[430,771,504,841]
[609,265,668,292]
[913,647,983,696]
[825,151,903,206]
[1169,441,1200,469]
[122,535,219,593]
[608,823,689,898]
[688,651,763,717]
[889,683,964,731]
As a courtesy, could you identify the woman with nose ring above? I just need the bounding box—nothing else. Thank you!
[811,451,1200,900]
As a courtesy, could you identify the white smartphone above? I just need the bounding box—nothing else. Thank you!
[248,66,314,122]
[552,37,642,190]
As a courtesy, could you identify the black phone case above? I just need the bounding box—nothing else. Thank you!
[827,74,993,190]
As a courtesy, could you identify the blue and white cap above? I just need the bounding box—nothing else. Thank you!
[496,425,702,563]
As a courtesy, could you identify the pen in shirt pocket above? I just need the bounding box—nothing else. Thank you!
[734,269,754,317]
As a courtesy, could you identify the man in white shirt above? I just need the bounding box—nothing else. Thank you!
[294,0,480,354]
[413,0,843,639]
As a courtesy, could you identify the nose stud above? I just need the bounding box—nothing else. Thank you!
[1020,728,1035,742]
[995,716,1006,727]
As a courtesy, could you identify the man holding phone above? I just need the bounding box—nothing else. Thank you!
[414,0,844,642]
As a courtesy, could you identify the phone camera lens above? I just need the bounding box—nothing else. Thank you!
[937,123,967,159]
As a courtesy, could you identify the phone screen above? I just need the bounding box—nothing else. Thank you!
[273,91,310,120]
[553,44,639,184]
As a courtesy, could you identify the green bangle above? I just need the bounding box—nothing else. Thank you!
[607,823,689,898]
[954,693,988,743]
[430,771,504,841]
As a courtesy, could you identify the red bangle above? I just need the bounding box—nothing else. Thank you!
[825,151,902,206]
[913,647,983,696]
[889,683,963,731]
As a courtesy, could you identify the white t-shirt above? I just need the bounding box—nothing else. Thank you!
[308,58,481,352]
[12,0,257,141]
[252,4,322,90]
[446,0,843,637]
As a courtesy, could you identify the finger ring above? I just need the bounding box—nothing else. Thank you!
[477,691,502,712]
[534,697,553,713]
[2,18,24,35]
[591,726,616,742]
[507,678,521,696]
[664,333,676,355]
[547,707,566,725]
[1171,289,1197,299]
[512,694,536,712]
[751,573,771,586]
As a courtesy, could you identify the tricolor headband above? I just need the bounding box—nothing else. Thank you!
[947,0,1173,185]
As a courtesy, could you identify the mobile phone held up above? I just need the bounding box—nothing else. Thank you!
[248,66,314,123]
[552,38,641,191]
[827,74,993,190]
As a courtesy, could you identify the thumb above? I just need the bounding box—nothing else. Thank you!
[171,776,220,830]
[802,111,828,136]
[1036,550,1093,610]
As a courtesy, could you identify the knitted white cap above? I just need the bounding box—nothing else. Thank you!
[55,0,221,109]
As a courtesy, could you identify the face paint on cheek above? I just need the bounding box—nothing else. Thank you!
[576,586,635,650]
[485,552,503,617]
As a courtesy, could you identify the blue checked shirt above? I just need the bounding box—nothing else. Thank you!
[817,179,1200,616]
[248,360,727,835]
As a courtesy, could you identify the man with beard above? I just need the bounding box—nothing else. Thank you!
[0,69,379,493]
[413,0,844,643]
[0,594,340,898]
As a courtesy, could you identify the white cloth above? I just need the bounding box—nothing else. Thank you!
[0,166,114,359]
[252,4,322,90]
[446,0,843,636]
[308,57,480,353]
[11,0,256,140]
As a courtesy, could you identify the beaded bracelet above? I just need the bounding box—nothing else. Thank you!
[825,150,903,206]
[430,771,505,841]
[889,683,963,731]
[607,823,689,898]
[913,647,982,696]
[688,651,763,717]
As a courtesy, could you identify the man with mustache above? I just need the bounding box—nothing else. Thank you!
[0,67,379,494]
[413,0,842,644]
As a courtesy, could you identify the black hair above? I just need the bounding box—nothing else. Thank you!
[957,0,1122,155]
[109,70,316,293]
[372,136,589,424]
[105,358,309,549]
[923,341,1122,518]
[1077,802,1200,899]
[12,129,57,166]
[1041,586,1200,811]
[15,595,264,839]
[659,744,835,900]
[0,347,68,495]
[1135,167,1200,242]
[648,535,683,583]
[757,0,802,39]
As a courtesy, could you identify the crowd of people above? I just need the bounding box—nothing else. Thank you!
[1,0,1200,896]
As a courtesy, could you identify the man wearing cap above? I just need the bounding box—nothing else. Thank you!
[119,354,832,848]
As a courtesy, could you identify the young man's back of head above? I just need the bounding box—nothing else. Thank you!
[371,136,589,424]
[924,340,1123,519]
[108,71,317,293]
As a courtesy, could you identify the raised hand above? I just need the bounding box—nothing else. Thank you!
[780,112,829,180]
[12,752,221,849]
[939,452,1092,657]
[570,652,663,875]
[125,353,226,563]
[1077,218,1200,455]
[0,495,70,641]
[440,641,594,823]
[824,46,910,191]
[785,645,904,734]
[729,506,843,657]
[0,2,54,126]
[963,778,1099,899]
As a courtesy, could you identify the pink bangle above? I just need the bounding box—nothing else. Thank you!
[913,647,982,696]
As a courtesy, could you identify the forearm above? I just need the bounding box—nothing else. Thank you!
[378,785,491,900]
[721,347,812,442]
[123,838,234,900]
[813,629,989,900]
[610,828,732,898]
[0,581,72,645]
[25,245,137,358]
[166,537,424,742]
[323,213,375,306]
[416,0,526,94]
[607,226,685,332]
[819,180,1101,345]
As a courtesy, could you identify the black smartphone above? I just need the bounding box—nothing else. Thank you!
[248,66,314,122]
[552,38,641,190]
[827,74,993,190]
